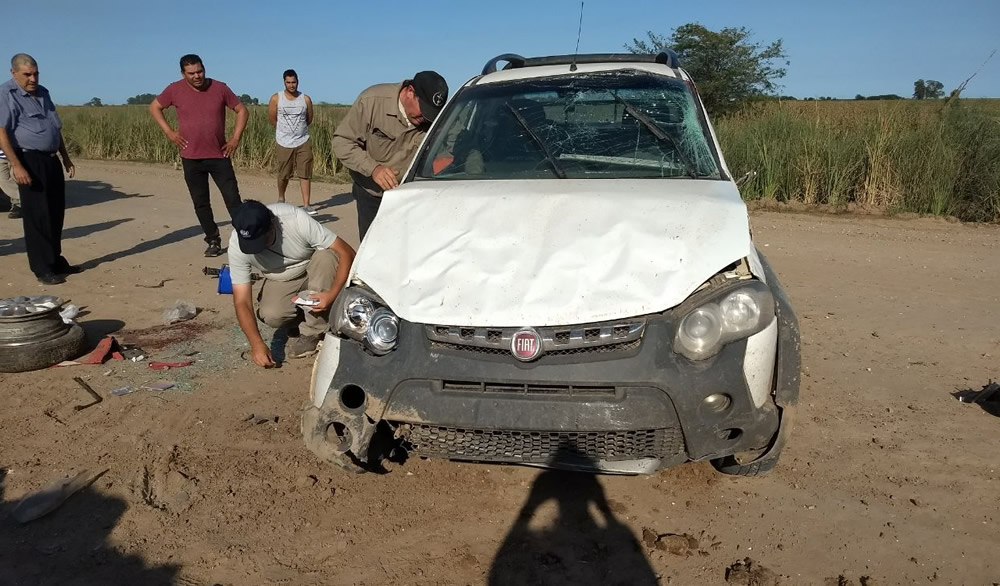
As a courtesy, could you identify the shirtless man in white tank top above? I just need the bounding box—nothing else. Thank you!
[268,69,316,214]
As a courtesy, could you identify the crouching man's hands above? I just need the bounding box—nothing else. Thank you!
[250,341,276,368]
[308,290,337,314]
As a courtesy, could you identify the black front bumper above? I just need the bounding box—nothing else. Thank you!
[303,291,799,473]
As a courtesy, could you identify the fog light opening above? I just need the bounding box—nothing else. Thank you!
[326,422,352,452]
[703,393,732,413]
[718,428,742,441]
[340,385,366,411]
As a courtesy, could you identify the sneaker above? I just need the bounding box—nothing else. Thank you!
[287,334,321,359]
[301,205,318,216]
[37,273,66,285]
[204,242,223,257]
[8,204,21,219]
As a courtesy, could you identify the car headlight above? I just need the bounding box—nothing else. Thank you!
[673,282,774,361]
[332,287,399,355]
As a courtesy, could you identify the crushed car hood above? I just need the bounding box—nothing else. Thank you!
[353,179,752,327]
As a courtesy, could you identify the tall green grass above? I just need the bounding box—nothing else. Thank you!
[59,104,351,180]
[716,99,1000,222]
[58,100,1000,222]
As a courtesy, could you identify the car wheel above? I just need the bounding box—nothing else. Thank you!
[0,324,86,373]
[711,406,794,477]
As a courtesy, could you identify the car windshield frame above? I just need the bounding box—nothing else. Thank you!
[409,69,727,182]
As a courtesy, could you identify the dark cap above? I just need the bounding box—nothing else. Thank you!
[232,200,274,254]
[411,71,449,122]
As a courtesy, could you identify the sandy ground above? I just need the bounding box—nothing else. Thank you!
[0,161,998,586]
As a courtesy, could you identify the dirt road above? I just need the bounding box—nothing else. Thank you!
[1,161,998,586]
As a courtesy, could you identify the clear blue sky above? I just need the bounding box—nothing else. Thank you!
[5,0,998,104]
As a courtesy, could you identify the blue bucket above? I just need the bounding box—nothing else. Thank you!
[218,264,233,295]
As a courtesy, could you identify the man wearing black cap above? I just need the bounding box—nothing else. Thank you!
[228,200,355,366]
[332,71,448,239]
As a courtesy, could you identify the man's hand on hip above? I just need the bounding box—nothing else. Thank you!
[167,130,188,151]
[222,137,241,157]
[371,164,399,191]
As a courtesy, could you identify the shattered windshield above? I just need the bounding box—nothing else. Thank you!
[414,71,722,180]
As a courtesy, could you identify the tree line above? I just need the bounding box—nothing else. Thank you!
[82,93,261,107]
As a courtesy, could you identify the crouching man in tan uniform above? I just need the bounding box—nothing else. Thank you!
[228,200,355,366]
[332,70,448,240]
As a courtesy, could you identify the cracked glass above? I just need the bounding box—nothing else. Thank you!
[415,71,722,181]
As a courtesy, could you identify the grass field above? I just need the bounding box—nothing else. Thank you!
[58,98,1000,222]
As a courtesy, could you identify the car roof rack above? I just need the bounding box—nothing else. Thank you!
[481,51,680,76]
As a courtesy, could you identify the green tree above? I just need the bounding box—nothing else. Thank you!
[239,94,259,106]
[626,24,787,115]
[913,79,927,99]
[85,97,103,107]
[126,93,157,105]
[924,80,945,99]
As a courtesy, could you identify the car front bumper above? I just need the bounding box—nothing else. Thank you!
[303,284,799,474]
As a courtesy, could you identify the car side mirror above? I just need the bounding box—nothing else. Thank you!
[736,170,757,187]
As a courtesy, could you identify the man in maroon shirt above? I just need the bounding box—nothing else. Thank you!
[150,54,249,257]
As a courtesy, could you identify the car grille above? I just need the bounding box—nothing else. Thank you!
[442,380,617,396]
[426,320,645,358]
[395,424,685,464]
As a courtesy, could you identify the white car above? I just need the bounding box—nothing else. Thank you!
[303,52,800,476]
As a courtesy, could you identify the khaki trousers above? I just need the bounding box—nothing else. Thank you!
[0,158,18,207]
[255,249,339,337]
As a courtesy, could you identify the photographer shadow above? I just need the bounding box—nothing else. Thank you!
[488,445,658,586]
[0,468,181,585]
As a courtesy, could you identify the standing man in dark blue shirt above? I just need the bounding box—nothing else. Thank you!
[0,54,77,285]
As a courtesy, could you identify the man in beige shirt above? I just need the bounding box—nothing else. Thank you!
[332,71,448,239]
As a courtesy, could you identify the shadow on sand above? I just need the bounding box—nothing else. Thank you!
[0,218,134,258]
[488,446,658,586]
[0,467,180,585]
[65,179,154,209]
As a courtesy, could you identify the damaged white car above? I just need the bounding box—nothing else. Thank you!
[303,52,800,476]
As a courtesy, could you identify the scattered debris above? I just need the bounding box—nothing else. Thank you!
[162,300,197,326]
[56,335,126,366]
[135,279,173,289]
[58,304,79,324]
[148,360,194,370]
[203,267,261,281]
[725,557,782,586]
[42,408,66,425]
[12,469,109,524]
[110,385,137,397]
[72,377,103,410]
[121,344,147,362]
[953,380,1000,416]
[142,381,176,391]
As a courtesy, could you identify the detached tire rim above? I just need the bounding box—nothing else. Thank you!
[0,295,71,347]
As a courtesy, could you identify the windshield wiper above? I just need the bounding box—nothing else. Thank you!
[505,103,567,179]
[612,93,699,179]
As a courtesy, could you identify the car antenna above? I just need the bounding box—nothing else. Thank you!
[570,1,584,71]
